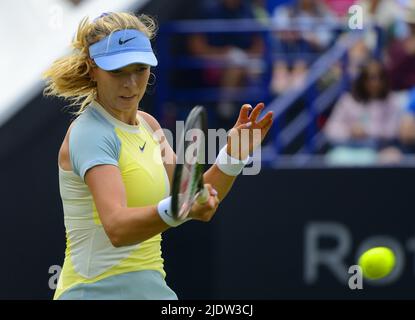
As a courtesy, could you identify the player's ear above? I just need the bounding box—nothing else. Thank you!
[88,58,97,82]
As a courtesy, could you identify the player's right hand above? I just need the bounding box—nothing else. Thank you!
[188,184,219,222]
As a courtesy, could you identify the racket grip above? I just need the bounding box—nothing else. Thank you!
[196,186,209,204]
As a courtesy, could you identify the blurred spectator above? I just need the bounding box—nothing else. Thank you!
[270,0,336,94]
[324,60,407,157]
[188,0,265,125]
[347,0,401,76]
[358,0,401,39]
[386,7,415,90]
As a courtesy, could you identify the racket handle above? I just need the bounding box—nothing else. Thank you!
[196,186,209,204]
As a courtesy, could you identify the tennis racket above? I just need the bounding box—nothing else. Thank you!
[171,106,209,221]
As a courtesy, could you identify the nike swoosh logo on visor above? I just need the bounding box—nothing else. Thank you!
[118,37,136,45]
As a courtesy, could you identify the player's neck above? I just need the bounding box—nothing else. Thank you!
[95,98,138,126]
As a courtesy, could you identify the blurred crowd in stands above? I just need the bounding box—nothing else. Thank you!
[168,0,415,163]
[60,0,415,163]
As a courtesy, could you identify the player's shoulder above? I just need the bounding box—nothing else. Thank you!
[74,106,114,131]
[137,110,162,132]
[70,107,118,145]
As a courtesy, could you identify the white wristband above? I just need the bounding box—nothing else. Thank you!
[157,196,190,227]
[215,145,251,176]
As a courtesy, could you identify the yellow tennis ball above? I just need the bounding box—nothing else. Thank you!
[358,247,396,280]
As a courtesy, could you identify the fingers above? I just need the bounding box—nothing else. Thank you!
[257,111,274,129]
[248,103,265,123]
[232,102,267,129]
[204,183,213,193]
[204,183,218,197]
[202,184,219,208]
[236,104,252,124]
[210,188,218,197]
[236,110,272,130]
[261,117,274,139]
[208,196,219,209]
[262,119,273,135]
[235,121,252,131]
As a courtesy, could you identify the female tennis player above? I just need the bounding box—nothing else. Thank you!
[43,12,273,300]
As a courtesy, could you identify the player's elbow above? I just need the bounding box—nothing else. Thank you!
[102,213,127,248]
[100,208,148,247]
[109,231,142,248]
[110,238,123,248]
[105,220,140,248]
[106,228,124,248]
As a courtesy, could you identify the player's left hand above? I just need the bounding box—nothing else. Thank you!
[227,103,273,160]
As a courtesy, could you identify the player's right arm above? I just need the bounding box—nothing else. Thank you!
[85,165,170,247]
[86,165,218,244]
[68,119,171,246]
[73,113,217,247]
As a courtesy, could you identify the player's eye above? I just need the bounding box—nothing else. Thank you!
[137,66,149,72]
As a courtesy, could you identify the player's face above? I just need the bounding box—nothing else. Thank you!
[93,64,150,111]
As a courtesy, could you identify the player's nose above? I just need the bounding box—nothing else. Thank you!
[124,72,138,88]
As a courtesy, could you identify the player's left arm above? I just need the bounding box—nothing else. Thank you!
[203,103,273,201]
[140,104,273,202]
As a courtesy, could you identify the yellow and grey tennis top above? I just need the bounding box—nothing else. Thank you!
[54,101,170,299]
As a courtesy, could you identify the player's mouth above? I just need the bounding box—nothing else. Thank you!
[119,95,137,101]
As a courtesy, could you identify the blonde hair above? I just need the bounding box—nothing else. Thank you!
[43,12,157,114]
